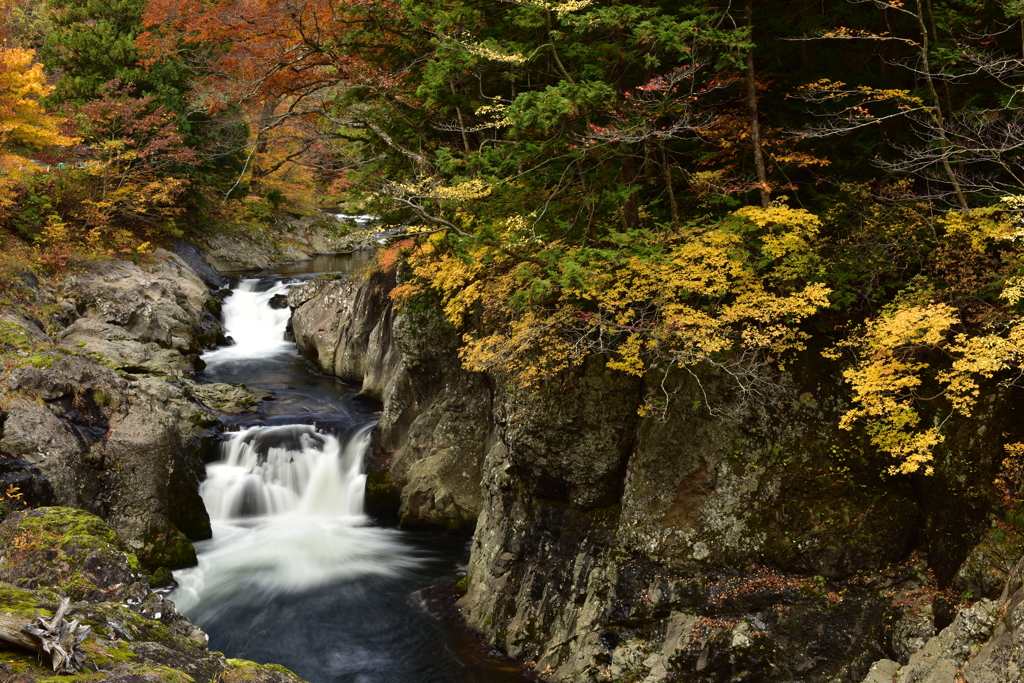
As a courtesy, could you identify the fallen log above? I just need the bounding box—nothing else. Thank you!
[0,597,90,674]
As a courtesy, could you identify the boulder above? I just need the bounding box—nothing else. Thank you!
[58,253,220,364]
[57,317,200,374]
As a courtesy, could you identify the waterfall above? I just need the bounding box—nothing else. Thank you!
[203,279,293,365]
[171,276,413,619]
[202,424,369,520]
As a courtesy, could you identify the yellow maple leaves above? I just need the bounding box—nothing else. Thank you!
[392,201,832,414]
[0,47,74,171]
[833,300,1024,475]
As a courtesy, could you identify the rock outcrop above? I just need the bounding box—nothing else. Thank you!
[290,276,485,530]
[0,251,264,568]
[198,214,372,273]
[0,507,305,683]
[290,268,1024,683]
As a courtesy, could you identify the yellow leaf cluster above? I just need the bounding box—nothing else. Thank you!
[834,302,1024,475]
[395,204,832,401]
[0,47,75,170]
[516,0,594,14]
[395,177,493,202]
[941,208,1020,251]
[463,42,528,65]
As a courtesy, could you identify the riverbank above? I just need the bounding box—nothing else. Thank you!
[0,224,361,682]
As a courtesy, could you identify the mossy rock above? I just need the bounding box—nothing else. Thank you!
[0,320,36,353]
[0,582,61,620]
[146,566,176,589]
[0,579,305,683]
[0,583,223,682]
[0,507,143,602]
[223,659,305,682]
[137,524,197,570]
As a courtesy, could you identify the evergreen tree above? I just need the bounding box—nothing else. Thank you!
[40,0,188,109]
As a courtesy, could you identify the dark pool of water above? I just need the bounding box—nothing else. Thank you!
[189,532,523,683]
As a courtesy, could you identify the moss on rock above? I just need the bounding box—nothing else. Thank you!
[224,659,305,682]
[137,524,197,570]
[0,507,143,602]
[364,469,401,522]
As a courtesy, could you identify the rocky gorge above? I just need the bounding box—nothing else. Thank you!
[3,223,1024,683]
[288,266,1024,683]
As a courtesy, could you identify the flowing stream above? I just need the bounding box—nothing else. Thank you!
[170,262,525,683]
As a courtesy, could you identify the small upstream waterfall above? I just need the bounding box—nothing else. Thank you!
[203,279,293,365]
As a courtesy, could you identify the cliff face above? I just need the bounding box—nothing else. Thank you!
[290,271,1024,683]
[290,276,488,530]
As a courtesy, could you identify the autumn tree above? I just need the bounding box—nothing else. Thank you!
[0,47,72,168]
[797,0,1024,206]
[0,46,74,221]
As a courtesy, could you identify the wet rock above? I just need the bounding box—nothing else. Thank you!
[184,381,273,415]
[371,305,490,530]
[494,355,641,509]
[166,239,226,289]
[287,262,1024,682]
[269,293,289,309]
[0,456,53,509]
[286,275,341,309]
[104,376,215,552]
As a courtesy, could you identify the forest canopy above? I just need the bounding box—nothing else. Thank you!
[4,0,1024,475]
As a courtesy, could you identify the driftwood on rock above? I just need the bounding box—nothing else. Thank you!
[0,598,90,674]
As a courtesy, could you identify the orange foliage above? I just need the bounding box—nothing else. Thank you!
[0,47,74,170]
[139,0,403,109]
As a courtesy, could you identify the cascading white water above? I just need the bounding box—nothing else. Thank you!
[202,279,293,364]
[202,424,369,519]
[171,278,414,619]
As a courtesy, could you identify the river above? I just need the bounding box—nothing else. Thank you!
[168,258,528,683]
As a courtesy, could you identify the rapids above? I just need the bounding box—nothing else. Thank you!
[169,264,526,683]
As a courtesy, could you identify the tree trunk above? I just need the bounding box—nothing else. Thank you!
[744,0,769,208]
